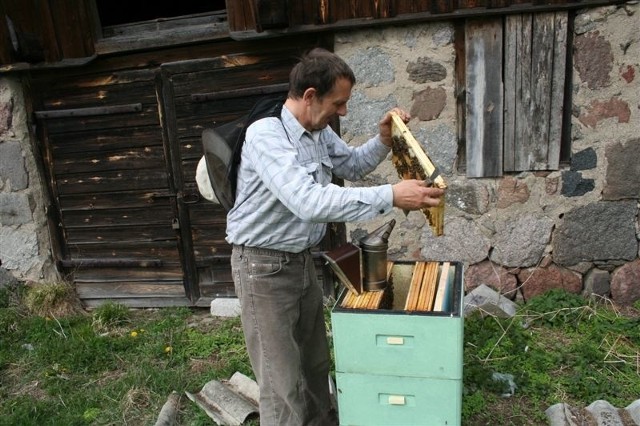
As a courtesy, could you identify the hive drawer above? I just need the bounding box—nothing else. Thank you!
[331,309,463,379]
[335,371,461,426]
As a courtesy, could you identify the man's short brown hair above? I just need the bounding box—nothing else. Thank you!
[288,48,356,99]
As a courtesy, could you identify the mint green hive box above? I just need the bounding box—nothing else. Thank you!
[331,261,464,426]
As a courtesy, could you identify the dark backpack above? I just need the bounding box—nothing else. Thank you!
[201,95,285,211]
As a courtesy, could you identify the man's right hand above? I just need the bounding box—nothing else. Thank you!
[392,180,445,210]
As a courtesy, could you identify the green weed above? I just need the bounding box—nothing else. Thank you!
[463,289,640,425]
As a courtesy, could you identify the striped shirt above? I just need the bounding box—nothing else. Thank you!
[225,105,393,253]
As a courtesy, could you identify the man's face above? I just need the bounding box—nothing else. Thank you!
[308,77,352,131]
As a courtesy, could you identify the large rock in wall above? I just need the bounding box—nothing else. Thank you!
[338,2,640,305]
[0,78,57,282]
[553,201,638,266]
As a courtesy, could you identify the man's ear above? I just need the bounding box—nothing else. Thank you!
[302,87,317,104]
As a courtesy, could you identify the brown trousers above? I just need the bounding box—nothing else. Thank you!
[231,245,336,426]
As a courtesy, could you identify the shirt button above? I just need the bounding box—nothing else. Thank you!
[379,209,385,214]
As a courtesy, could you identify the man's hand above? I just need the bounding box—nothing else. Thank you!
[379,108,410,147]
[392,180,445,210]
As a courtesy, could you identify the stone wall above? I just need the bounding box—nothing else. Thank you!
[1,3,638,305]
[0,77,58,282]
[336,2,640,305]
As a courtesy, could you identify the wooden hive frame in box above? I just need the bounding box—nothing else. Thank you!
[390,113,447,236]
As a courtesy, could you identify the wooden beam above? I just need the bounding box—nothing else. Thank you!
[465,17,503,177]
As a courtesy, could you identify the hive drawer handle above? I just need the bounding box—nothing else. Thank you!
[386,336,405,345]
[388,395,406,405]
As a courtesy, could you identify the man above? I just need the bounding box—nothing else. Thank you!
[226,47,444,425]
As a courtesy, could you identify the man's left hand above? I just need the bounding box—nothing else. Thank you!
[379,108,410,147]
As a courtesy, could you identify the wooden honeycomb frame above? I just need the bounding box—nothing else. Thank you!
[390,113,447,236]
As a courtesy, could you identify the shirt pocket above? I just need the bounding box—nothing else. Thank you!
[304,158,333,186]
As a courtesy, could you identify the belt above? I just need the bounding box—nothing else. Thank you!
[233,244,311,258]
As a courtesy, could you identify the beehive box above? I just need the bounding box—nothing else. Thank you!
[331,261,464,426]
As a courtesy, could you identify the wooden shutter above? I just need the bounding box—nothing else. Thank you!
[464,12,568,177]
[504,12,567,171]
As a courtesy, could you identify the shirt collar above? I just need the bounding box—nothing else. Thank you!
[282,104,327,142]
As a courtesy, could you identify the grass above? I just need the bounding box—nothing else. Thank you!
[463,289,640,425]
[1,281,639,425]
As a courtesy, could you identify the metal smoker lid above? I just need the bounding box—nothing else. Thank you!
[359,219,396,248]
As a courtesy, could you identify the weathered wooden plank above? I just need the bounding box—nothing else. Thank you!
[102,12,226,37]
[66,242,180,260]
[48,0,95,58]
[74,266,183,283]
[0,1,14,64]
[394,0,416,13]
[64,260,166,270]
[454,22,467,173]
[1,0,61,62]
[431,0,454,14]
[58,191,173,211]
[170,62,293,98]
[196,265,233,286]
[194,251,233,264]
[197,283,236,298]
[35,103,142,119]
[50,125,162,156]
[504,14,518,171]
[465,18,503,177]
[191,82,289,102]
[82,297,192,308]
[43,107,160,133]
[174,100,259,128]
[330,0,373,23]
[226,0,258,33]
[530,12,555,169]
[158,56,238,75]
[55,168,168,195]
[31,69,157,92]
[188,203,228,221]
[457,0,486,9]
[76,283,186,298]
[38,84,158,111]
[179,140,204,161]
[191,229,230,245]
[64,225,177,245]
[547,11,568,169]
[52,145,166,175]
[61,205,174,228]
[95,22,229,56]
[514,13,533,170]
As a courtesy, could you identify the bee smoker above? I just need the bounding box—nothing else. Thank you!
[360,219,396,291]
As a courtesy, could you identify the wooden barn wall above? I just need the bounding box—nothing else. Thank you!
[32,67,188,307]
[227,0,623,36]
[158,39,334,303]
[29,34,332,307]
[0,0,95,65]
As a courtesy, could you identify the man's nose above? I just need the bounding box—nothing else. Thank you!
[337,105,347,116]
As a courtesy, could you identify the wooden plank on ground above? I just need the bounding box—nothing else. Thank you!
[465,18,504,177]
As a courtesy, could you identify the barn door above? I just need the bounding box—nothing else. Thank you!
[32,69,190,307]
[159,39,333,306]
